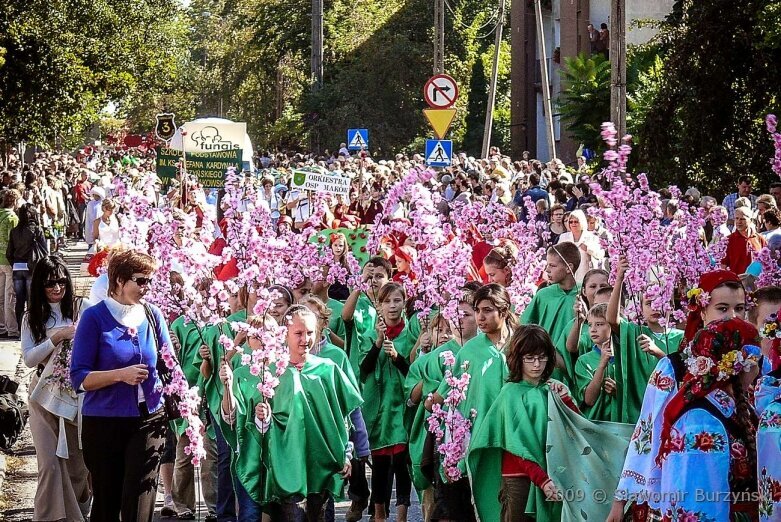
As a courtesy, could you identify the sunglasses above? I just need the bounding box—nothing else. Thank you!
[130,276,153,286]
[44,278,68,289]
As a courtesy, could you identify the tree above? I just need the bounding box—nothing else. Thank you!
[635,0,781,195]
[557,53,611,151]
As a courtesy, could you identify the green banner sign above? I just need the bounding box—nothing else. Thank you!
[156,146,242,189]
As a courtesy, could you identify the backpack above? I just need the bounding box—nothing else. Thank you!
[0,376,27,451]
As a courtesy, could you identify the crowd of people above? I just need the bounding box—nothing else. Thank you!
[2,138,781,522]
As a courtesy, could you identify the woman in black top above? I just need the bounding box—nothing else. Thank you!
[6,203,48,327]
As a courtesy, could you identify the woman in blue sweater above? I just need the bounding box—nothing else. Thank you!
[71,250,171,522]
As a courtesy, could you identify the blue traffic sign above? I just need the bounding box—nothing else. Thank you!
[347,129,369,150]
[425,139,452,167]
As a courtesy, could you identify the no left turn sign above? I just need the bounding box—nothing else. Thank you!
[424,74,459,109]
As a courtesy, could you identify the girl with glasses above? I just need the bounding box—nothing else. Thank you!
[467,324,577,521]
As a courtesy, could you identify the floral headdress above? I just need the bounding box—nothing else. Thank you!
[657,318,760,465]
[760,307,781,372]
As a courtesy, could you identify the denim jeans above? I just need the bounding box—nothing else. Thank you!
[234,479,263,522]
[12,271,31,329]
[209,412,237,521]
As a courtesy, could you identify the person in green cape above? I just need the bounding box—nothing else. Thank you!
[217,314,279,520]
[467,325,578,522]
[574,303,620,421]
[311,275,347,348]
[404,313,455,519]
[521,241,582,385]
[169,311,218,519]
[340,257,391,520]
[428,283,516,522]
[194,278,258,522]
[341,256,392,376]
[606,258,683,424]
[564,269,610,357]
[252,305,362,520]
[301,295,371,519]
[359,282,415,522]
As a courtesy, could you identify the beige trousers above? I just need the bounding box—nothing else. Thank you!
[28,375,90,521]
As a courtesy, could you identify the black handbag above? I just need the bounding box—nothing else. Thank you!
[143,304,182,420]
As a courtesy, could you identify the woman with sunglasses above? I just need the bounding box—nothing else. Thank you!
[71,250,171,522]
[22,255,91,521]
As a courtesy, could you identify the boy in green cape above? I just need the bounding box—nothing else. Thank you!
[521,242,582,385]
[406,288,479,521]
[574,303,620,421]
[428,283,514,521]
[169,315,218,518]
[607,258,683,424]
[248,306,362,519]
[341,256,392,379]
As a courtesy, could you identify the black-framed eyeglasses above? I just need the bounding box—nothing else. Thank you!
[130,276,153,287]
[522,355,549,364]
[44,278,68,289]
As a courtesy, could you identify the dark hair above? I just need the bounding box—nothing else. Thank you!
[770,182,781,190]
[748,286,781,323]
[269,284,294,306]
[473,283,519,331]
[581,268,609,305]
[16,203,39,229]
[594,286,614,300]
[506,325,557,383]
[764,208,781,228]
[529,173,540,186]
[366,256,393,279]
[548,241,581,273]
[737,175,751,185]
[27,256,74,344]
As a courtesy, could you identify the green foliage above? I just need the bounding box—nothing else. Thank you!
[635,0,781,195]
[557,53,611,150]
[0,0,196,145]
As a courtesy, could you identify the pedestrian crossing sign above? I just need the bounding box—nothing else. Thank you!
[425,139,452,167]
[347,129,369,151]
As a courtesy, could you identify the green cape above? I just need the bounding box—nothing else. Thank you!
[435,333,508,477]
[262,356,363,503]
[326,298,347,342]
[467,380,559,522]
[574,347,620,422]
[170,315,214,438]
[344,293,377,379]
[521,284,580,385]
[616,320,682,424]
[230,364,265,503]
[195,309,248,448]
[359,321,414,450]
[468,381,634,522]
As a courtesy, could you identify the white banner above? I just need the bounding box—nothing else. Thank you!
[180,121,246,153]
[291,170,350,196]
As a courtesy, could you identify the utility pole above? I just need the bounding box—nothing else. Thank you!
[433,0,445,74]
[481,0,506,158]
[534,0,556,160]
[311,0,324,92]
[610,0,626,137]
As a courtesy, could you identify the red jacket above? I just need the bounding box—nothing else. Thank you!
[723,230,766,275]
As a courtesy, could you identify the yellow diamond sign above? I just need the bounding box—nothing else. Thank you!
[423,108,457,140]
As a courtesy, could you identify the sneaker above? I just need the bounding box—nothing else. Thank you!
[345,497,369,522]
[205,513,218,521]
[176,511,196,520]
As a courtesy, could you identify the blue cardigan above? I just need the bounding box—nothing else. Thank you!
[71,301,171,417]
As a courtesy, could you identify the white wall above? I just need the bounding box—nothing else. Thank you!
[589,0,675,46]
